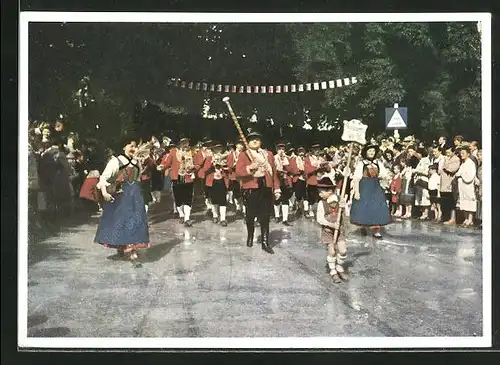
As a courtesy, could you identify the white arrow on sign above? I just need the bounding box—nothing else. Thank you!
[387,109,407,128]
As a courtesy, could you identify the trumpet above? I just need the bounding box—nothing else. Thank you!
[213,151,230,170]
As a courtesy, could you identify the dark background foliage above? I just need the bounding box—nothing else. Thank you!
[28,22,482,146]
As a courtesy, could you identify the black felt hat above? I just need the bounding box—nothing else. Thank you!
[297,146,306,152]
[247,132,262,141]
[276,141,286,148]
[361,143,380,159]
[317,176,335,188]
[202,139,213,147]
[311,143,321,150]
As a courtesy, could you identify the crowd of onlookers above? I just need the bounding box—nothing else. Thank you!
[28,121,110,229]
[320,134,482,229]
[27,120,483,232]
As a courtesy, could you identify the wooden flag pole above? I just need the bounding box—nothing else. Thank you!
[222,96,254,162]
[332,142,354,244]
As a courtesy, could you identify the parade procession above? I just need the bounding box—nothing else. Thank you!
[23,16,487,343]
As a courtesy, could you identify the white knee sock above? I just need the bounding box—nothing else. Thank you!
[220,206,227,221]
[235,200,241,211]
[274,205,280,218]
[227,191,233,204]
[183,205,191,222]
[282,205,289,222]
[177,206,185,218]
[242,205,246,215]
[212,204,219,218]
[205,198,212,210]
[145,205,149,213]
[173,202,177,213]
[304,200,309,212]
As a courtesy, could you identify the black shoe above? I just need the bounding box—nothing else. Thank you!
[213,217,220,224]
[283,221,291,226]
[220,220,228,227]
[184,220,193,227]
[274,217,281,223]
[261,226,274,254]
[235,211,243,219]
[179,217,185,224]
[206,210,213,218]
[246,220,255,247]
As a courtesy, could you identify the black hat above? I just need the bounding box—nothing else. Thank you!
[317,176,335,188]
[247,132,262,141]
[297,146,306,152]
[179,137,190,145]
[202,139,213,147]
[276,141,286,148]
[287,147,295,154]
[311,143,321,149]
[361,143,380,159]
[211,141,223,148]
[235,139,244,145]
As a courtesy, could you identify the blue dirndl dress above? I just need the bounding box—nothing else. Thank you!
[94,159,150,250]
[350,160,391,227]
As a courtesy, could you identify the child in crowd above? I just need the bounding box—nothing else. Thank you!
[316,176,349,284]
[390,164,403,216]
[428,163,441,222]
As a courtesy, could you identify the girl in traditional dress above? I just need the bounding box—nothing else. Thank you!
[94,136,150,265]
[454,148,477,227]
[350,144,391,239]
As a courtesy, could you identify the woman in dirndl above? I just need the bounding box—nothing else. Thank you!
[94,136,150,266]
[350,143,391,239]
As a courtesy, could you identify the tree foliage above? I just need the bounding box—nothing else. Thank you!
[289,22,482,140]
[28,21,482,144]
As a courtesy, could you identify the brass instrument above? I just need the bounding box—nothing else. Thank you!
[213,151,230,170]
[177,148,196,176]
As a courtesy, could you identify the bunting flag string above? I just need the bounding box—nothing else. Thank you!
[166,76,359,94]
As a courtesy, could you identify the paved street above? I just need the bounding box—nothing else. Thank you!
[27,196,482,338]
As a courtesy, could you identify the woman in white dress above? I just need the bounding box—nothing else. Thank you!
[454,148,477,227]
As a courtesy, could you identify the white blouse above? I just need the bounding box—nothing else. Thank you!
[96,155,140,189]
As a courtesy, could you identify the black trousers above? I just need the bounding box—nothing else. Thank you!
[440,191,455,221]
[274,185,292,205]
[294,180,307,201]
[230,179,242,199]
[172,181,194,207]
[307,185,319,204]
[243,177,272,241]
[210,179,228,206]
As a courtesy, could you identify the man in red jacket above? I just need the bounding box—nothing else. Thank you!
[194,139,214,219]
[273,141,293,226]
[235,132,281,254]
[226,139,245,218]
[289,146,307,216]
[304,143,325,218]
[158,138,197,227]
[199,142,231,226]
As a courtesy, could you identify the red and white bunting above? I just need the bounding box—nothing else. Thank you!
[167,76,359,94]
